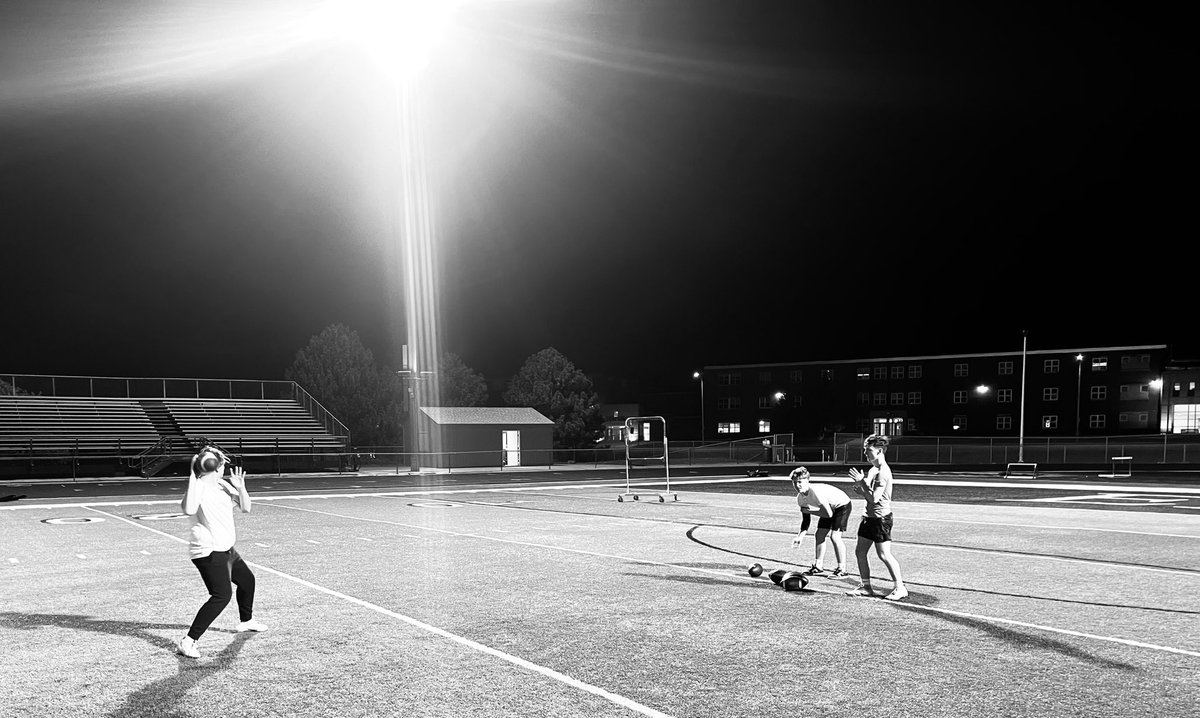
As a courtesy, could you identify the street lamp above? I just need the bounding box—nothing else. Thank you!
[1075,353,1084,436]
[693,371,705,443]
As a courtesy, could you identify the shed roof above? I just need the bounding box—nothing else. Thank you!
[420,407,554,426]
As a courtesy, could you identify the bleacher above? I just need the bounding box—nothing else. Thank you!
[0,376,352,478]
[162,398,348,454]
[0,396,161,455]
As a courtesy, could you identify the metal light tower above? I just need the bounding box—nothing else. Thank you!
[693,371,705,442]
[1018,330,1028,462]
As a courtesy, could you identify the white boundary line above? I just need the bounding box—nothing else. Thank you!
[81,506,676,718]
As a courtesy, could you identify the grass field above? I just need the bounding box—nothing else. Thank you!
[2,474,1198,717]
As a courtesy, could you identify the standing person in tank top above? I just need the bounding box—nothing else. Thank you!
[846,434,908,601]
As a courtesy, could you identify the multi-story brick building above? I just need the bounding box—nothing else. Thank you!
[699,344,1185,440]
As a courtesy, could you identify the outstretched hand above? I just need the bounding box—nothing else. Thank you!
[848,467,864,482]
[228,466,247,489]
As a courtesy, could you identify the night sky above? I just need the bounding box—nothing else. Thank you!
[1,1,1194,401]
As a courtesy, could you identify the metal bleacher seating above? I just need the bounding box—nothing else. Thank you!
[160,398,348,454]
[0,395,161,456]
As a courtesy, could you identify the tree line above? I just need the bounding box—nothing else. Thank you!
[284,324,602,450]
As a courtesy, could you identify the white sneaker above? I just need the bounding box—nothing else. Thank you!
[236,619,268,633]
[176,636,200,659]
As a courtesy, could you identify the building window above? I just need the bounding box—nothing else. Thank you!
[791,395,803,408]
[952,415,967,429]
[758,420,771,432]
[1190,381,1197,397]
[997,388,1013,403]
[907,392,921,405]
[1089,414,1106,429]
[996,415,1012,430]
[717,397,741,410]
[873,367,887,380]
[789,370,802,383]
[758,371,771,384]
[718,373,741,386]
[1172,382,1181,397]
[857,367,870,380]
[891,392,904,405]
[1091,356,1108,371]
[855,418,872,432]
[998,360,1013,375]
[1044,359,1060,374]
[873,392,886,406]
[1120,354,1150,370]
[758,396,771,409]
[908,364,922,379]
[1043,387,1059,401]
[954,363,968,377]
[1119,384,1150,401]
[1042,415,1058,429]
[717,422,740,434]
[1090,386,1107,400]
[891,366,904,379]
[857,392,869,406]
[906,418,919,431]
[821,369,834,381]
[1118,412,1149,428]
[953,390,967,404]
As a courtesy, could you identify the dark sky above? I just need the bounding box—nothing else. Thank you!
[1,1,1194,401]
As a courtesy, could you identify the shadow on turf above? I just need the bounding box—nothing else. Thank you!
[889,604,1139,670]
[0,611,255,717]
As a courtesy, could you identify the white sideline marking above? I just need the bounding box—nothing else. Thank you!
[8,558,18,564]
[267,503,1200,658]
[912,516,1200,540]
[82,507,678,718]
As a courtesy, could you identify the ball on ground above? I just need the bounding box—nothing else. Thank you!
[781,571,809,592]
[768,569,788,585]
[748,563,763,577]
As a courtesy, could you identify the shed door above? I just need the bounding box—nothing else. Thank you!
[502,430,521,467]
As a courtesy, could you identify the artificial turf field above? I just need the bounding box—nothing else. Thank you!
[2,469,1198,717]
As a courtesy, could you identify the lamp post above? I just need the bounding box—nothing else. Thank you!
[693,371,705,443]
[1074,353,1084,436]
[1018,330,1028,462]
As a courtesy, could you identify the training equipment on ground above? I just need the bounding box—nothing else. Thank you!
[748,563,764,577]
[768,569,788,585]
[617,415,678,503]
[780,572,809,592]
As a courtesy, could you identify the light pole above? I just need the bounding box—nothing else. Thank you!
[1018,330,1028,462]
[1074,353,1084,436]
[693,371,705,443]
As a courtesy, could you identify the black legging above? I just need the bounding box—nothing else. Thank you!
[187,547,255,640]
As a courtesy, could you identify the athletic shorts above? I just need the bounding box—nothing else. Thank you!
[857,513,894,543]
[817,502,851,532]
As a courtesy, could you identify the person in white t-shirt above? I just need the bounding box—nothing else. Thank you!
[789,466,851,577]
[176,447,267,659]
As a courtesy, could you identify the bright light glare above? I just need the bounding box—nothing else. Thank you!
[305,0,460,79]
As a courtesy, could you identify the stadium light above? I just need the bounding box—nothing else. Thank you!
[975,384,990,395]
[693,371,705,442]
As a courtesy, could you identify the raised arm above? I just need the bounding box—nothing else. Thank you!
[227,466,252,513]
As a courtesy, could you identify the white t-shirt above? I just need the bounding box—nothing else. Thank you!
[796,482,851,514]
[186,478,240,559]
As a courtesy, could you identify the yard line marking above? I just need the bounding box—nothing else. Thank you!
[354,537,374,542]
[908,516,1200,540]
[263,503,1200,658]
[81,506,677,718]
[8,558,18,564]
[306,540,321,545]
